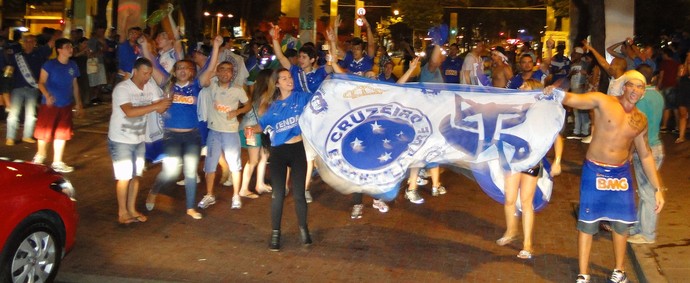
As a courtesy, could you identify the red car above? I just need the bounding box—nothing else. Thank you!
[0,159,78,283]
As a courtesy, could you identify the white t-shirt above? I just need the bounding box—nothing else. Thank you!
[108,78,163,144]
[157,48,178,74]
[607,75,626,96]
[204,80,248,132]
[461,52,483,85]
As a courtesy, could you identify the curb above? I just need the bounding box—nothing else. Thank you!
[628,242,668,283]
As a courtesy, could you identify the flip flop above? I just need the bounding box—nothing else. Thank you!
[496,236,518,246]
[118,217,137,225]
[675,138,685,144]
[132,215,148,222]
[239,192,259,199]
[517,250,533,259]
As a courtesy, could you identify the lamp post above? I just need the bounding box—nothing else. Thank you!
[204,12,213,37]
[216,13,223,37]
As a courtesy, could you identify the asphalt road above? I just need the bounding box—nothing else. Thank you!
[2,102,688,282]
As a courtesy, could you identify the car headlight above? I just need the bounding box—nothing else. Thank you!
[50,178,76,201]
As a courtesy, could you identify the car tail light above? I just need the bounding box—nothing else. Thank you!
[50,178,76,201]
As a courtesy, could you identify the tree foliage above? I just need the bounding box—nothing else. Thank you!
[547,0,570,18]
[397,0,444,33]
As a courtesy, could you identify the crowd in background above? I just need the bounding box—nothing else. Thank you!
[0,12,686,281]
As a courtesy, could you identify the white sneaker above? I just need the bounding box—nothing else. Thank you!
[198,194,216,209]
[350,204,363,219]
[627,234,655,244]
[372,199,389,213]
[431,185,447,196]
[416,176,428,186]
[231,195,242,209]
[51,162,74,173]
[581,135,592,144]
[222,178,232,187]
[32,154,45,164]
[576,274,590,283]
[305,190,313,203]
[405,189,425,204]
[608,269,628,283]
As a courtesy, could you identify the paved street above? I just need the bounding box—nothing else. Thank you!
[1,102,688,282]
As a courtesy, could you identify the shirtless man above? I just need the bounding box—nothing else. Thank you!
[544,70,666,283]
[490,47,513,88]
[580,40,628,144]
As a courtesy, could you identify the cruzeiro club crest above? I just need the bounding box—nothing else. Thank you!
[325,103,432,187]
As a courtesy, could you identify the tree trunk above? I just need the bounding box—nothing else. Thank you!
[586,0,608,93]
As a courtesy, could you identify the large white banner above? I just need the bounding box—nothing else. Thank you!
[300,75,565,210]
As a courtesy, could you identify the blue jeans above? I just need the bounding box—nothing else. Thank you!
[630,143,664,240]
[151,130,201,209]
[6,87,40,140]
[573,109,590,135]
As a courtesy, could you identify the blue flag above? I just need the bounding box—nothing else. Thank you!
[300,75,565,211]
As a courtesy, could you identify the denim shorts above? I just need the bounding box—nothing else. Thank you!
[108,139,145,180]
[577,220,630,235]
[204,130,242,173]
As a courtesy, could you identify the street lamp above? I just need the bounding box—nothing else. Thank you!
[216,13,224,37]
[393,9,399,16]
[204,12,213,37]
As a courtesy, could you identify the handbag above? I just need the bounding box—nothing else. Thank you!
[86,57,99,74]
[144,111,164,142]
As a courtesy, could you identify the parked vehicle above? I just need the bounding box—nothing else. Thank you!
[0,158,78,283]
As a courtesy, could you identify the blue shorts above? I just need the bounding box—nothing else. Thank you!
[578,159,637,224]
[204,130,242,173]
[108,139,145,180]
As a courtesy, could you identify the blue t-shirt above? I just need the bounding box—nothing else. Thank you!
[165,79,202,129]
[11,47,50,89]
[633,57,657,72]
[377,73,397,83]
[441,56,463,83]
[419,63,444,83]
[259,91,313,146]
[42,59,80,107]
[339,51,374,76]
[289,65,329,94]
[507,69,547,89]
[117,41,139,73]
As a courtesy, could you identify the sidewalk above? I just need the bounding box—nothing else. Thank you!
[0,103,687,282]
[627,132,690,283]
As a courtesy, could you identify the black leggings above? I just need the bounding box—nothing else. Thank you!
[269,141,308,230]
